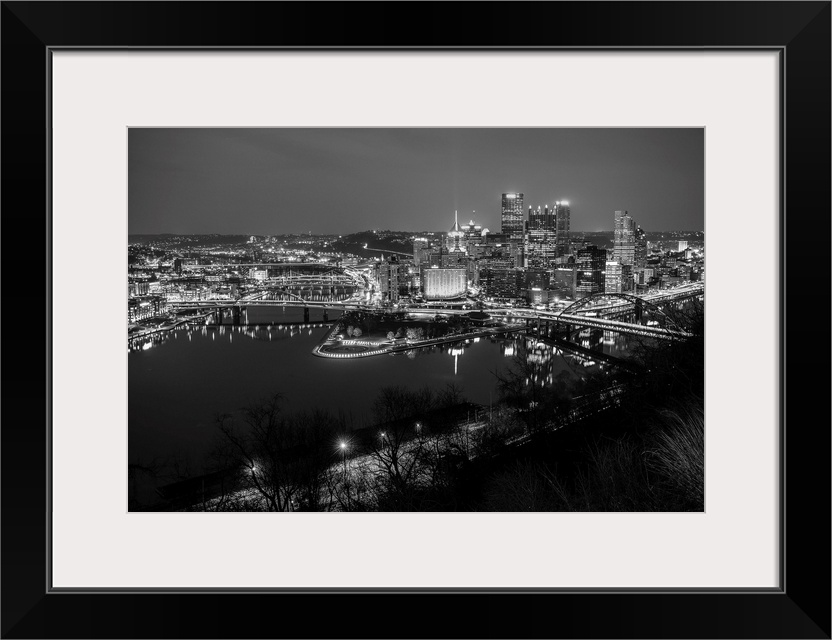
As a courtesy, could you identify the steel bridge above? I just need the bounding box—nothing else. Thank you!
[165,300,693,339]
[488,309,693,340]
[264,274,358,286]
[181,261,336,270]
[565,284,703,319]
[179,262,365,287]
[168,299,366,310]
[553,313,691,339]
[560,293,684,332]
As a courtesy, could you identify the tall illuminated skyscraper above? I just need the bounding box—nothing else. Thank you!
[634,225,647,268]
[501,192,524,240]
[526,205,556,268]
[555,201,571,258]
[613,210,636,266]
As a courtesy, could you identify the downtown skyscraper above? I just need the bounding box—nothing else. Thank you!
[501,192,525,241]
[523,199,571,268]
[634,225,647,268]
[576,244,606,296]
[554,201,571,258]
[613,210,636,266]
[526,204,556,268]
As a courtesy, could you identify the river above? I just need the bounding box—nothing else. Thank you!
[128,306,632,469]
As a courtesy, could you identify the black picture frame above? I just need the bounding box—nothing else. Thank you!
[2,2,829,638]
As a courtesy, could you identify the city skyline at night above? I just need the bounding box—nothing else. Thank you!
[128,127,705,514]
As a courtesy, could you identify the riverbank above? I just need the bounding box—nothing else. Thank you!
[127,313,211,341]
[312,324,526,359]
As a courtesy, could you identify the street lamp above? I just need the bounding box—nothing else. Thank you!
[339,441,350,510]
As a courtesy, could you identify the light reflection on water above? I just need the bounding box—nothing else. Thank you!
[128,306,632,464]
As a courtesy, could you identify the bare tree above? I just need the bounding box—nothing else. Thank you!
[216,394,306,511]
[366,420,428,510]
[289,409,351,511]
[364,385,464,510]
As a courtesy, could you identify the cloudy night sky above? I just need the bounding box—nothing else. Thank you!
[128,128,704,236]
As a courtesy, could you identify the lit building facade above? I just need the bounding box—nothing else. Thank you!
[576,244,606,297]
[604,261,622,293]
[412,237,430,268]
[251,269,269,282]
[528,288,558,306]
[460,216,483,251]
[423,268,467,300]
[479,267,524,300]
[554,201,571,258]
[528,204,555,230]
[501,192,525,241]
[377,255,400,303]
[525,205,557,268]
[613,210,636,266]
[634,226,647,269]
[470,233,514,270]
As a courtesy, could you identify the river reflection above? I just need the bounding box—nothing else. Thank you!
[128,306,633,467]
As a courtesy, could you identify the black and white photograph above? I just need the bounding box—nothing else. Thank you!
[127,127,705,512]
[5,0,830,633]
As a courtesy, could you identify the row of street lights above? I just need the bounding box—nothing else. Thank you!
[336,421,421,511]
[246,419,434,512]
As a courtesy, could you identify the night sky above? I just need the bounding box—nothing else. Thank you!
[128,128,703,236]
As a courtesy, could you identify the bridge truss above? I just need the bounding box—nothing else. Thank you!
[559,292,687,333]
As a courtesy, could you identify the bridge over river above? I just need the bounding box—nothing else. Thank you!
[162,282,702,341]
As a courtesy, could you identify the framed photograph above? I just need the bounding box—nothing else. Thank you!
[3,2,829,638]
[125,125,706,518]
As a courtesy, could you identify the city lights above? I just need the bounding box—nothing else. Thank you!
[128,129,704,516]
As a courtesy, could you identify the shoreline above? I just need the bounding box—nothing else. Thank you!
[311,324,526,359]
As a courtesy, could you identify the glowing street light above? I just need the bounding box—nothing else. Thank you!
[339,440,350,510]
